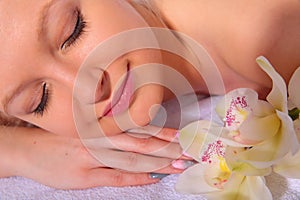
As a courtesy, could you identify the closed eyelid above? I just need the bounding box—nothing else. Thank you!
[1,80,47,116]
[37,0,83,51]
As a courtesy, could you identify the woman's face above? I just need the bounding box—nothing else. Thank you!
[0,0,164,137]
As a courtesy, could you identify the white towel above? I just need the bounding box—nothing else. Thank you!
[0,96,299,200]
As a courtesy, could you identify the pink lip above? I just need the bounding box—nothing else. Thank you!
[103,68,133,117]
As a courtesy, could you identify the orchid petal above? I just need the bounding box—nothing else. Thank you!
[204,174,245,200]
[179,121,249,162]
[216,88,258,127]
[197,122,251,147]
[294,118,300,141]
[287,99,297,110]
[288,67,300,108]
[273,150,300,179]
[225,146,272,176]
[239,113,280,142]
[204,158,232,189]
[276,110,299,155]
[256,56,288,112]
[216,132,253,147]
[233,111,299,169]
[175,164,220,194]
[252,100,275,117]
[237,176,272,200]
[205,175,272,200]
[179,120,220,161]
[230,136,281,168]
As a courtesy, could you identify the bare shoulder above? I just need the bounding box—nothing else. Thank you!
[225,0,300,87]
[155,0,300,92]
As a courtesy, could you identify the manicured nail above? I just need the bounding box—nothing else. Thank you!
[172,131,180,142]
[175,131,180,139]
[172,160,196,170]
[183,151,192,158]
[149,173,169,179]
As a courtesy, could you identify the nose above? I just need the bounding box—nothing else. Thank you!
[73,66,107,105]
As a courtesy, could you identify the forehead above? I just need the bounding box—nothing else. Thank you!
[0,0,45,32]
[0,1,48,109]
[0,0,46,57]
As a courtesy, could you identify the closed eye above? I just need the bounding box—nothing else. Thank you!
[33,83,50,117]
[61,8,86,50]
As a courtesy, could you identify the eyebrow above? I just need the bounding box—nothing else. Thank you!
[2,83,28,115]
[37,0,60,40]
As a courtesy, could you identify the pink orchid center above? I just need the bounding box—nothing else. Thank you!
[225,96,251,130]
[202,140,231,189]
[201,140,225,163]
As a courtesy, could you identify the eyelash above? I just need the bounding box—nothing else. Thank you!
[33,83,50,116]
[61,9,87,50]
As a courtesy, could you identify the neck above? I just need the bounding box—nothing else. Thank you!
[130,0,215,99]
[151,0,227,95]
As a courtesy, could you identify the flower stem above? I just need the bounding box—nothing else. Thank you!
[289,108,300,121]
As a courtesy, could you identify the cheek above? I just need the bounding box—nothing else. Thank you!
[44,89,79,137]
[23,90,78,137]
[45,106,78,137]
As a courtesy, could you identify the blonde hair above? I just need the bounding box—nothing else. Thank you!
[130,0,160,15]
[129,0,165,27]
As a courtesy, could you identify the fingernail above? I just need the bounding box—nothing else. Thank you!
[172,160,196,170]
[183,151,192,158]
[172,131,180,142]
[149,173,169,179]
[175,131,180,139]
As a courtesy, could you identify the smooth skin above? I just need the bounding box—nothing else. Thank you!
[0,0,299,189]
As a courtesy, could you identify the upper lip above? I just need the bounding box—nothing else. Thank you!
[102,65,130,116]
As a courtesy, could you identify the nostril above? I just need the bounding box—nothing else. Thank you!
[95,70,111,103]
[73,67,106,105]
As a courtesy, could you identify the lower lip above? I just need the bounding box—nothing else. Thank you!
[104,70,133,117]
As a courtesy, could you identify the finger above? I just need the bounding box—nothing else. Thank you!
[88,148,174,172]
[126,128,194,160]
[128,125,179,142]
[83,134,183,159]
[85,148,191,174]
[86,168,160,188]
[153,160,197,174]
[86,146,194,174]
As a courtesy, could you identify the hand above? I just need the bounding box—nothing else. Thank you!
[10,126,189,189]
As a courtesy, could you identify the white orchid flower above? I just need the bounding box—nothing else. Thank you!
[176,121,272,199]
[215,57,299,169]
[175,57,300,199]
[273,121,300,179]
